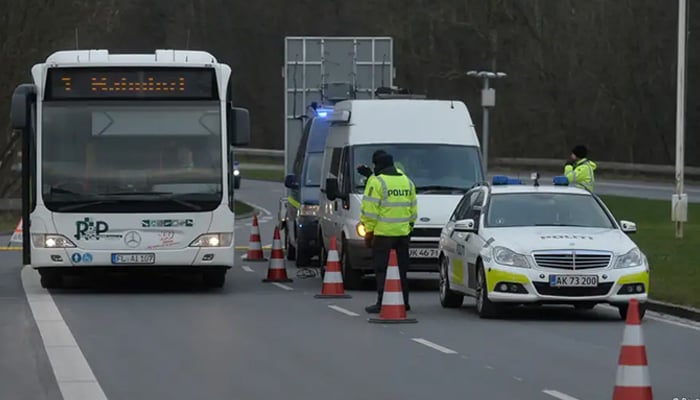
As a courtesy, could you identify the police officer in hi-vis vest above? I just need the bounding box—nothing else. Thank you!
[360,150,418,314]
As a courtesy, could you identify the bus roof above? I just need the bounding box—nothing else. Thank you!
[43,49,218,66]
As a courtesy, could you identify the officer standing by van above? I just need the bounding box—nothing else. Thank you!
[564,145,597,191]
[360,150,418,314]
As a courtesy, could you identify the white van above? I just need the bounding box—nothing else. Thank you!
[319,99,484,289]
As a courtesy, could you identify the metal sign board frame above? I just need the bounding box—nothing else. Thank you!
[283,36,395,175]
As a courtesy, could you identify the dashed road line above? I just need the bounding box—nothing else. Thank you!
[411,338,458,354]
[271,282,294,291]
[485,365,495,370]
[21,265,109,400]
[513,376,524,382]
[240,266,254,272]
[542,389,580,400]
[328,305,359,317]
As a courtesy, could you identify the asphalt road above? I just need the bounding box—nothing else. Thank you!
[1,178,699,400]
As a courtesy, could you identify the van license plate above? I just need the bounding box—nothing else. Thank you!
[549,275,598,287]
[111,253,155,264]
[409,248,439,258]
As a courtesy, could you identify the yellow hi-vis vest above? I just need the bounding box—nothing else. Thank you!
[564,158,597,191]
[360,173,417,236]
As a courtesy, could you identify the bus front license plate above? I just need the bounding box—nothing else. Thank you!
[549,275,598,287]
[111,253,155,265]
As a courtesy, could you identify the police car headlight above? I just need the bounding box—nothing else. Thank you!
[356,223,367,237]
[189,233,233,247]
[233,169,240,176]
[614,247,644,269]
[32,234,76,248]
[299,204,319,216]
[492,246,530,268]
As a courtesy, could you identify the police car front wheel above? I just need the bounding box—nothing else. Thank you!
[475,264,501,319]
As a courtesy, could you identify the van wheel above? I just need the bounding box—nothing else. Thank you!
[319,241,327,278]
[475,263,501,319]
[39,270,63,289]
[341,238,363,290]
[439,256,464,308]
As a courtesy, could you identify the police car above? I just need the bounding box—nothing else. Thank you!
[437,174,649,320]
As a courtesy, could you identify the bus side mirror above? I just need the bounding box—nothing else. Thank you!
[11,84,36,130]
[325,178,339,201]
[228,105,250,146]
[284,174,299,189]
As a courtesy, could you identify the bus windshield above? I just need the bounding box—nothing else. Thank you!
[41,101,223,213]
[352,143,483,193]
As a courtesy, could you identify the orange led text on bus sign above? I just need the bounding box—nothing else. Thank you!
[59,76,186,92]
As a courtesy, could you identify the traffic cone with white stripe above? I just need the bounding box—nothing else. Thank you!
[262,226,292,283]
[8,218,22,248]
[314,236,351,298]
[613,299,653,400]
[369,249,417,324]
[243,214,267,261]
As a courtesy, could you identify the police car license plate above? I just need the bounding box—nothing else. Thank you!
[549,274,598,287]
[111,253,155,264]
[409,248,439,258]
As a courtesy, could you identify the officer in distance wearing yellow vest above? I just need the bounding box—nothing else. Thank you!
[564,144,597,191]
[360,150,417,314]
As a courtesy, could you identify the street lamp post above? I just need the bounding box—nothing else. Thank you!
[467,70,507,173]
[673,0,689,239]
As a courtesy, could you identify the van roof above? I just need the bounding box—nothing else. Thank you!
[329,99,479,146]
[306,117,330,153]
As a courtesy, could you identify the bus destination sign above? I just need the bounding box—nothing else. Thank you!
[45,67,218,100]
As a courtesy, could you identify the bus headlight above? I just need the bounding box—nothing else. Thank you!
[32,234,76,248]
[233,169,240,176]
[189,233,233,247]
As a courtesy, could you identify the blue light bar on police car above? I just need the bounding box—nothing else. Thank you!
[552,176,569,185]
[316,107,333,117]
[507,178,522,184]
[492,175,508,185]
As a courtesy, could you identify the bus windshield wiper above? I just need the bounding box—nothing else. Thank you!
[97,191,203,211]
[415,185,468,193]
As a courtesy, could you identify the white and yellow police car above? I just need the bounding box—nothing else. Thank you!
[437,174,649,320]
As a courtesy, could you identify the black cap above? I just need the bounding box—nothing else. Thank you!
[374,153,394,171]
[572,145,587,158]
[372,150,388,164]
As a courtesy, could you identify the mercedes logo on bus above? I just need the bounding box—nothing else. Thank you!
[124,231,142,248]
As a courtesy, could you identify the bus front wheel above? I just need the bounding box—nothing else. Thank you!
[203,271,226,289]
[39,270,63,289]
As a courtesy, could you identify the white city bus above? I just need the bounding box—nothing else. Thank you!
[10,49,250,289]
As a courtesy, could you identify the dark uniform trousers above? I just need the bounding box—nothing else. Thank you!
[372,235,411,306]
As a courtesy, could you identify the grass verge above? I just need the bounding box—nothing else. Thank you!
[241,169,285,182]
[234,200,254,216]
[600,195,700,308]
[0,211,20,233]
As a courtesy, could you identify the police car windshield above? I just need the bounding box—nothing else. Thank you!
[485,193,615,228]
[303,153,323,187]
[352,144,482,192]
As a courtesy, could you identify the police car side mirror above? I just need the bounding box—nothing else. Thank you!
[325,178,339,201]
[454,218,477,233]
[620,220,637,234]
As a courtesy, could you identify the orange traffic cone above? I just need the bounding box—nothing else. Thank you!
[262,226,292,283]
[314,236,351,299]
[8,218,22,248]
[613,299,653,400]
[243,214,267,261]
[369,249,417,324]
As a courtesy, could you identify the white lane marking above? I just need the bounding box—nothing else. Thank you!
[542,389,580,400]
[21,266,108,400]
[513,376,524,382]
[271,282,294,291]
[600,304,700,332]
[411,338,458,354]
[328,305,359,317]
[647,314,700,332]
[485,365,495,370]
[240,266,254,272]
